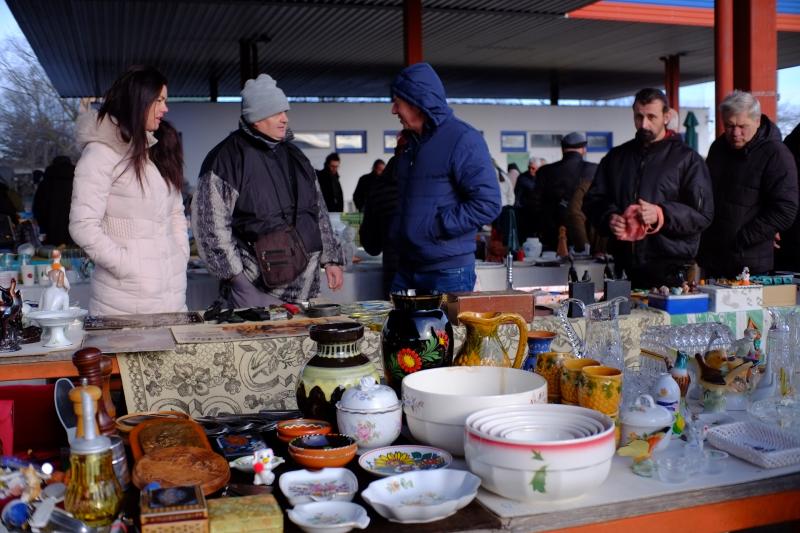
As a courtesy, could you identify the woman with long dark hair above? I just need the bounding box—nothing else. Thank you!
[70,65,188,314]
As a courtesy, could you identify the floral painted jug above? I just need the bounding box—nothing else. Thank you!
[453,312,528,368]
[381,291,453,396]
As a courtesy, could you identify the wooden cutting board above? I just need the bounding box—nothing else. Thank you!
[132,446,230,495]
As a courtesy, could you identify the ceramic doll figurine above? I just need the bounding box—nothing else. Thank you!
[732,328,758,361]
[49,249,70,290]
[252,448,284,486]
[39,269,70,312]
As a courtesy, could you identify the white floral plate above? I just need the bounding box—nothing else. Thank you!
[358,445,451,477]
[279,468,358,506]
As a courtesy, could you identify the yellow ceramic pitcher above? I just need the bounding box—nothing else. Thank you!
[454,312,529,368]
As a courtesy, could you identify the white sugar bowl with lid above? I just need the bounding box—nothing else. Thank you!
[620,394,675,452]
[336,376,402,453]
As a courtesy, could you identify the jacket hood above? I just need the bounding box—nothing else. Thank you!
[76,109,157,154]
[391,63,453,127]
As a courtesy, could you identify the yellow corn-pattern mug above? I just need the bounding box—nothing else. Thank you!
[560,358,600,405]
[535,351,574,403]
[578,365,622,416]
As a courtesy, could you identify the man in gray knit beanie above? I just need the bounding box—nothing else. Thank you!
[241,74,290,124]
[192,73,344,309]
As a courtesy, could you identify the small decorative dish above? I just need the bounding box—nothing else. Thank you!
[361,469,481,524]
[358,445,452,477]
[278,418,333,443]
[279,468,358,506]
[287,501,369,533]
[289,434,358,469]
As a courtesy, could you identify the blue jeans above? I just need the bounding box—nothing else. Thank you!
[391,266,476,293]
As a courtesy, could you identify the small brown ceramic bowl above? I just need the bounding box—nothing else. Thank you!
[277,418,333,443]
[288,433,357,469]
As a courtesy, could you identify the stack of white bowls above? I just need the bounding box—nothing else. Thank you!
[464,404,615,502]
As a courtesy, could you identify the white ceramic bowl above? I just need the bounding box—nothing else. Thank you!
[468,407,606,440]
[401,367,547,455]
[464,404,615,501]
[361,469,481,524]
[279,468,358,506]
[287,501,369,533]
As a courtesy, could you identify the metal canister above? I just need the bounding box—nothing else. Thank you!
[108,435,130,491]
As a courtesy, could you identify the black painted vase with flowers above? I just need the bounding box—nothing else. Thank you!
[381,291,454,395]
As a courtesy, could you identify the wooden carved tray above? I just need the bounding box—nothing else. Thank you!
[130,418,211,461]
[132,446,230,495]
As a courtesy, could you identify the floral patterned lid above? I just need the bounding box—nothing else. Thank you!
[337,376,400,413]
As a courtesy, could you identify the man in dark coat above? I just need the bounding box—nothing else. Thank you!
[33,156,75,245]
[192,74,344,307]
[352,159,385,211]
[388,62,501,292]
[699,91,798,278]
[360,154,399,297]
[774,122,800,271]
[530,132,597,251]
[514,157,539,239]
[583,88,713,288]
[316,152,343,212]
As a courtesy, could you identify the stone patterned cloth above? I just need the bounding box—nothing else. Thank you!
[117,308,669,416]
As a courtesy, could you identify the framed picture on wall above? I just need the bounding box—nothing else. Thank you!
[383,130,399,153]
[293,132,332,150]
[500,131,527,152]
[334,131,367,153]
[586,131,613,152]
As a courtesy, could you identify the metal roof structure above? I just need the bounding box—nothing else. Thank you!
[6,0,800,100]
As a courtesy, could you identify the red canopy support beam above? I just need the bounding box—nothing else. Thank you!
[662,54,680,115]
[404,0,423,66]
[715,0,734,136]
[733,0,778,121]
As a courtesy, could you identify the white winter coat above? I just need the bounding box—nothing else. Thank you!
[70,111,188,315]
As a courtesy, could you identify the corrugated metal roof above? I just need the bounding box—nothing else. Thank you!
[6,0,800,99]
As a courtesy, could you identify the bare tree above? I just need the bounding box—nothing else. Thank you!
[778,100,800,139]
[0,36,81,171]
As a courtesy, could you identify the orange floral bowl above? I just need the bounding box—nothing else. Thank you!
[277,418,333,443]
[289,434,358,469]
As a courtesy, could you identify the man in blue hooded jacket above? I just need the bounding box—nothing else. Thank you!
[388,63,501,292]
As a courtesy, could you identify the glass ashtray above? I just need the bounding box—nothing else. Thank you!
[703,449,729,475]
[654,455,692,484]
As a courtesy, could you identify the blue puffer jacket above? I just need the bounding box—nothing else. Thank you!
[390,63,501,271]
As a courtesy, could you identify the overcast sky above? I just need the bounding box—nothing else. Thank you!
[2,1,798,108]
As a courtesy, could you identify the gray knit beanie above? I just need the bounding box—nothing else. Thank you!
[241,74,290,123]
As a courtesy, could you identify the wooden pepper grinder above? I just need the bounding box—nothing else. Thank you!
[72,347,117,436]
[68,378,101,439]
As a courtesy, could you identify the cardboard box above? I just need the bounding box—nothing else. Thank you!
[697,284,763,312]
[445,290,534,325]
[762,284,797,307]
[208,494,283,533]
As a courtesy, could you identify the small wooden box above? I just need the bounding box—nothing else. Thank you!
[207,494,283,533]
[445,290,534,325]
[140,485,209,533]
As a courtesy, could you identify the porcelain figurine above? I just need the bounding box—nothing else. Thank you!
[671,351,692,398]
[49,249,70,290]
[731,328,759,361]
[652,372,680,413]
[252,448,284,486]
[737,266,751,285]
[39,269,70,312]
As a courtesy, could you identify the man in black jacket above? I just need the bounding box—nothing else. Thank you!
[583,88,713,288]
[775,123,800,271]
[192,74,344,307]
[317,152,344,213]
[353,159,385,211]
[699,91,798,278]
[530,132,597,251]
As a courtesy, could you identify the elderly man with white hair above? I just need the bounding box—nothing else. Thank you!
[699,90,798,278]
